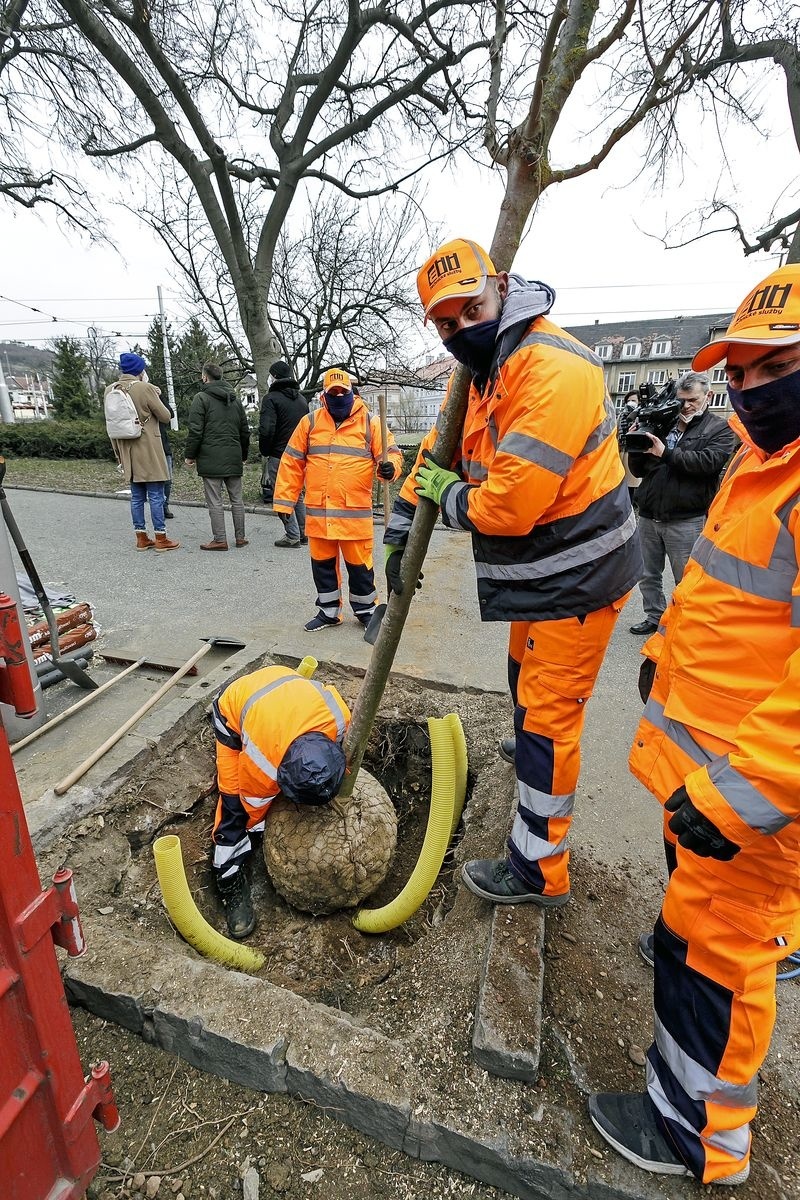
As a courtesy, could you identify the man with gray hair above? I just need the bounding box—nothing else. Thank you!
[627,371,736,635]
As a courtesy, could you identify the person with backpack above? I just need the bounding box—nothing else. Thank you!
[105,352,180,552]
[258,360,309,547]
[184,362,251,551]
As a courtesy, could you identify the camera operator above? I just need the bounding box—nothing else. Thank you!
[617,389,642,504]
[628,371,737,635]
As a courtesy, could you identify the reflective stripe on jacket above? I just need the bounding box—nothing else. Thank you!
[388,316,642,621]
[630,417,800,881]
[273,396,403,540]
[211,665,350,808]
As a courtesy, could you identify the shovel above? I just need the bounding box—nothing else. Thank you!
[0,457,98,691]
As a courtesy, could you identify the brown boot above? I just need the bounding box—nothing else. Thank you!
[153,532,181,552]
[200,540,229,551]
[135,531,155,551]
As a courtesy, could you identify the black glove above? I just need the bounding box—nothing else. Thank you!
[385,545,423,596]
[665,787,740,861]
[377,461,394,480]
[638,658,656,704]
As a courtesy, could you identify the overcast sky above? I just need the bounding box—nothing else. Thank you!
[1,64,794,364]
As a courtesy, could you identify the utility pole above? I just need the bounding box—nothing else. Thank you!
[0,360,15,424]
[157,286,178,430]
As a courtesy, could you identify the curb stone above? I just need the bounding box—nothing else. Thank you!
[473,903,545,1080]
[65,930,659,1200]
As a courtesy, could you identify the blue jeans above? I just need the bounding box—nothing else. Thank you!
[637,514,705,623]
[131,481,166,534]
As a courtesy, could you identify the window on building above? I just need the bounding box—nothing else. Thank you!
[651,339,671,356]
[617,372,637,395]
[709,392,728,409]
[621,341,641,358]
[647,370,667,385]
[594,344,612,360]
[711,368,726,384]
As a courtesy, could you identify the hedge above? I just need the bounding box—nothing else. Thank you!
[0,419,193,460]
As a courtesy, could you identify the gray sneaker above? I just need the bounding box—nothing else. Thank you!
[638,931,655,967]
[497,737,516,764]
[461,859,569,907]
[588,1092,749,1185]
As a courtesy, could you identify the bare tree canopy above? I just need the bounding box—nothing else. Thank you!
[2,0,493,389]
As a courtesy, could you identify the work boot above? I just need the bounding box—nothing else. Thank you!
[153,532,180,551]
[304,612,343,632]
[200,540,228,551]
[588,1092,749,1184]
[498,737,516,764]
[216,870,256,940]
[356,610,375,628]
[274,535,300,548]
[164,507,175,519]
[638,931,655,968]
[135,531,155,551]
[461,859,570,907]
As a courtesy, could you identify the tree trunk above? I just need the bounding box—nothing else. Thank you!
[240,298,281,397]
[340,162,546,792]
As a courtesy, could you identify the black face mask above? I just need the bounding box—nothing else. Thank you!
[727,368,800,455]
[443,319,500,379]
[325,390,354,421]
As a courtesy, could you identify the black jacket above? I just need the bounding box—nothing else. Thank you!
[185,381,250,478]
[258,378,309,458]
[629,408,737,522]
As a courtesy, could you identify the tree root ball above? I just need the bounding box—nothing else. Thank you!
[263,770,398,915]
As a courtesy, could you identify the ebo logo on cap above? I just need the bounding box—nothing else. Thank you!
[427,251,468,287]
[737,282,793,322]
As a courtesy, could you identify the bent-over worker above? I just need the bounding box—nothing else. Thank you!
[210,665,350,937]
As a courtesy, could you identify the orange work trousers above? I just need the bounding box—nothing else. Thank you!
[649,850,800,1182]
[506,599,626,897]
[309,536,376,621]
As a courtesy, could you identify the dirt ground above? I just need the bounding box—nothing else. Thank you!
[38,662,800,1200]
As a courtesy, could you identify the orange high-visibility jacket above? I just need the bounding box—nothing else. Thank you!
[211,665,350,810]
[274,396,403,541]
[387,314,641,621]
[630,416,800,884]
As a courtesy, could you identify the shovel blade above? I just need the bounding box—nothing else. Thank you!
[363,603,387,645]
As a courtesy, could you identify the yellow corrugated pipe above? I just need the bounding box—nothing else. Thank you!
[351,712,467,934]
[445,711,468,836]
[153,834,265,972]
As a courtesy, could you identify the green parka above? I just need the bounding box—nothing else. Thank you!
[185,381,251,478]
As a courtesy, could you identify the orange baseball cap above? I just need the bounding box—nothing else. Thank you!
[417,238,497,321]
[322,367,352,393]
[693,264,800,371]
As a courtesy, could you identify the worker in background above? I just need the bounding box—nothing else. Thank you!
[210,664,350,937]
[589,262,800,1187]
[386,238,642,908]
[274,367,402,632]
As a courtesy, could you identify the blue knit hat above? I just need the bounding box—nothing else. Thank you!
[277,732,346,806]
[120,352,147,376]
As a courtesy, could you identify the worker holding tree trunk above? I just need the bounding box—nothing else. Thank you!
[274,368,403,632]
[385,238,642,908]
[210,665,350,938]
[589,263,800,1187]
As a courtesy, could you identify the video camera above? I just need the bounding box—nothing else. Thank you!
[618,378,681,453]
